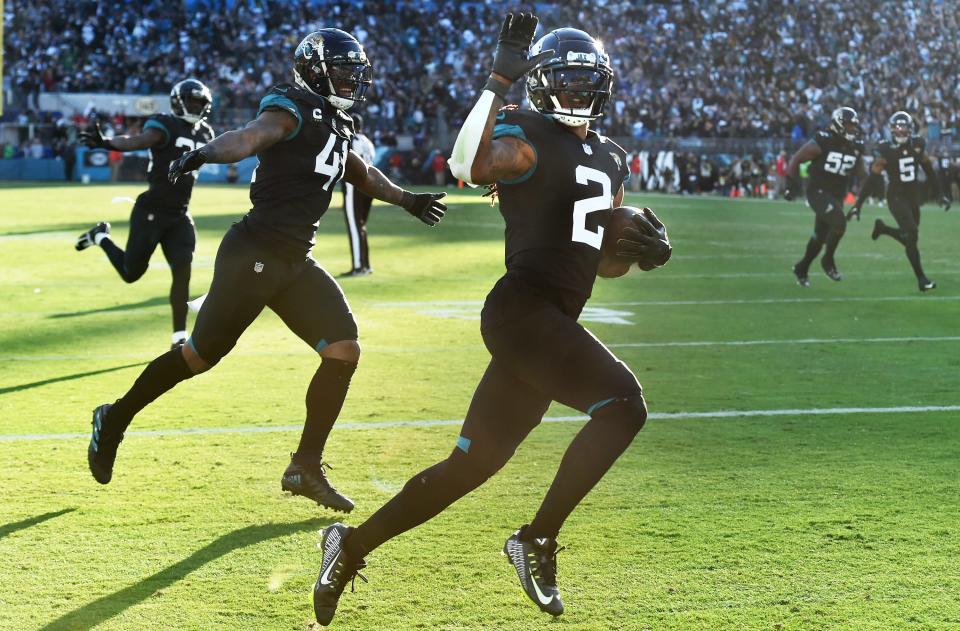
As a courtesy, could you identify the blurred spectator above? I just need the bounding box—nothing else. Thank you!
[430,151,447,187]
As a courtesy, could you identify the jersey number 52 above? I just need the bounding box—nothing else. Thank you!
[823,151,857,176]
[572,165,611,250]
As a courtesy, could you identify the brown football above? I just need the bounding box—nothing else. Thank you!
[601,205,648,263]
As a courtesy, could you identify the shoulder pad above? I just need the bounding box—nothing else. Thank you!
[267,83,296,97]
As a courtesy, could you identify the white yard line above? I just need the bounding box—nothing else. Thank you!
[2,404,958,442]
[607,335,960,348]
[374,295,960,308]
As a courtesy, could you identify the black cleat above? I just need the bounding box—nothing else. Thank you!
[919,278,937,292]
[503,526,565,616]
[76,222,110,251]
[792,263,810,288]
[871,219,883,241]
[821,260,842,281]
[313,523,367,626]
[88,403,123,484]
[338,268,371,278]
[281,456,354,513]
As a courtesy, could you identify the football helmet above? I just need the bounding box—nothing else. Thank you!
[294,29,372,111]
[888,111,913,145]
[829,106,861,141]
[525,28,613,127]
[170,79,212,124]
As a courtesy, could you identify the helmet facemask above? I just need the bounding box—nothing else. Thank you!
[294,38,372,111]
[528,64,612,127]
[889,112,913,145]
[829,107,861,142]
[171,81,212,124]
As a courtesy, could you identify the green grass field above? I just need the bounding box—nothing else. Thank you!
[1,182,958,630]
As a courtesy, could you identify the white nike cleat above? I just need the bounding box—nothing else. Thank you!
[503,525,565,616]
[76,222,110,251]
[313,523,366,626]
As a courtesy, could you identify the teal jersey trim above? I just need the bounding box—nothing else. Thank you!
[314,338,328,353]
[456,435,472,453]
[258,94,302,141]
[492,123,538,184]
[143,119,170,146]
[587,397,617,416]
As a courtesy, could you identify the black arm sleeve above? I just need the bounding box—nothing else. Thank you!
[855,172,882,207]
[921,160,941,199]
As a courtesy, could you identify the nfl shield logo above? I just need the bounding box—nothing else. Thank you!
[253,261,264,273]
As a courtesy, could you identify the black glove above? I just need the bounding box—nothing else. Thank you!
[490,13,554,83]
[616,208,672,270]
[846,205,862,222]
[939,195,951,211]
[168,148,208,184]
[400,191,447,226]
[784,176,801,201]
[78,122,112,149]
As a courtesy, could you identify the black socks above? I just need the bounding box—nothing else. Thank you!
[104,348,195,436]
[293,358,357,466]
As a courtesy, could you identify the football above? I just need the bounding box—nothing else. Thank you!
[601,205,649,263]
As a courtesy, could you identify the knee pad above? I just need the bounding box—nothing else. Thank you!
[591,392,648,432]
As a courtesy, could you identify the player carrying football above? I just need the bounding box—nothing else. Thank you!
[85,30,447,514]
[785,107,865,286]
[848,111,950,291]
[76,80,215,349]
[311,14,671,625]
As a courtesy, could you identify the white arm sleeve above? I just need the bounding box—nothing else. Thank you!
[448,90,496,185]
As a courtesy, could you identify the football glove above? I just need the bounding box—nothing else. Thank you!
[78,122,112,150]
[846,205,862,222]
[939,195,951,211]
[491,13,554,83]
[168,148,208,184]
[784,176,801,201]
[616,208,672,270]
[400,191,447,226]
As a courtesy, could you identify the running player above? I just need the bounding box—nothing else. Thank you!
[848,111,950,291]
[311,15,671,624]
[76,80,215,349]
[85,29,447,514]
[785,107,864,286]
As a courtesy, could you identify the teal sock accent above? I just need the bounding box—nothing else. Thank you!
[315,339,328,353]
[456,435,471,453]
[186,337,198,354]
[587,397,617,416]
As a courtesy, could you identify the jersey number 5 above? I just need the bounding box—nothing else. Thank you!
[572,165,611,250]
[824,151,856,176]
[898,156,916,182]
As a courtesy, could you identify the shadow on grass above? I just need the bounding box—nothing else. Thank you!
[0,508,76,540]
[0,363,147,396]
[48,296,170,320]
[40,518,330,631]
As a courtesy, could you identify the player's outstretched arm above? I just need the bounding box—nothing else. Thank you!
[784,140,821,200]
[78,122,164,152]
[848,158,884,221]
[343,151,446,226]
[168,110,294,183]
[448,13,551,185]
[919,155,950,210]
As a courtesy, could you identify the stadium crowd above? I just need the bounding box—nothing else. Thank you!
[5,0,960,144]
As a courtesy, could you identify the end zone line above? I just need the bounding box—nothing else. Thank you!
[2,404,958,443]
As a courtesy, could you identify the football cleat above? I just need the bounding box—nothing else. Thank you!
[313,523,367,626]
[281,456,355,513]
[871,219,883,241]
[821,261,842,282]
[919,278,937,292]
[503,525,565,616]
[76,222,110,251]
[792,263,810,288]
[88,403,123,484]
[339,268,371,278]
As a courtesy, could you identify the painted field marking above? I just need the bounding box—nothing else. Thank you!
[374,295,960,308]
[2,404,958,443]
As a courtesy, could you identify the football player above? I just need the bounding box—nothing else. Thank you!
[785,107,865,286]
[848,111,950,291]
[76,80,215,349]
[312,15,671,625]
[85,30,447,514]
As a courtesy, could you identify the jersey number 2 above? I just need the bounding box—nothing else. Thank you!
[572,165,611,250]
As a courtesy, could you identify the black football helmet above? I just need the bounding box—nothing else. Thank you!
[829,106,861,141]
[888,111,913,145]
[293,29,372,111]
[525,28,613,127]
[170,79,212,124]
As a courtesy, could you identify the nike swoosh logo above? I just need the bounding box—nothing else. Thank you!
[530,575,554,605]
[319,549,341,586]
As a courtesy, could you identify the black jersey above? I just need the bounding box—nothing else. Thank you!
[245,83,354,260]
[877,137,927,202]
[141,113,214,213]
[807,129,864,198]
[492,109,630,303]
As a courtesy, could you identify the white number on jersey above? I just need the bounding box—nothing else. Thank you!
[898,156,916,182]
[823,151,857,176]
[315,135,350,191]
[572,165,612,250]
